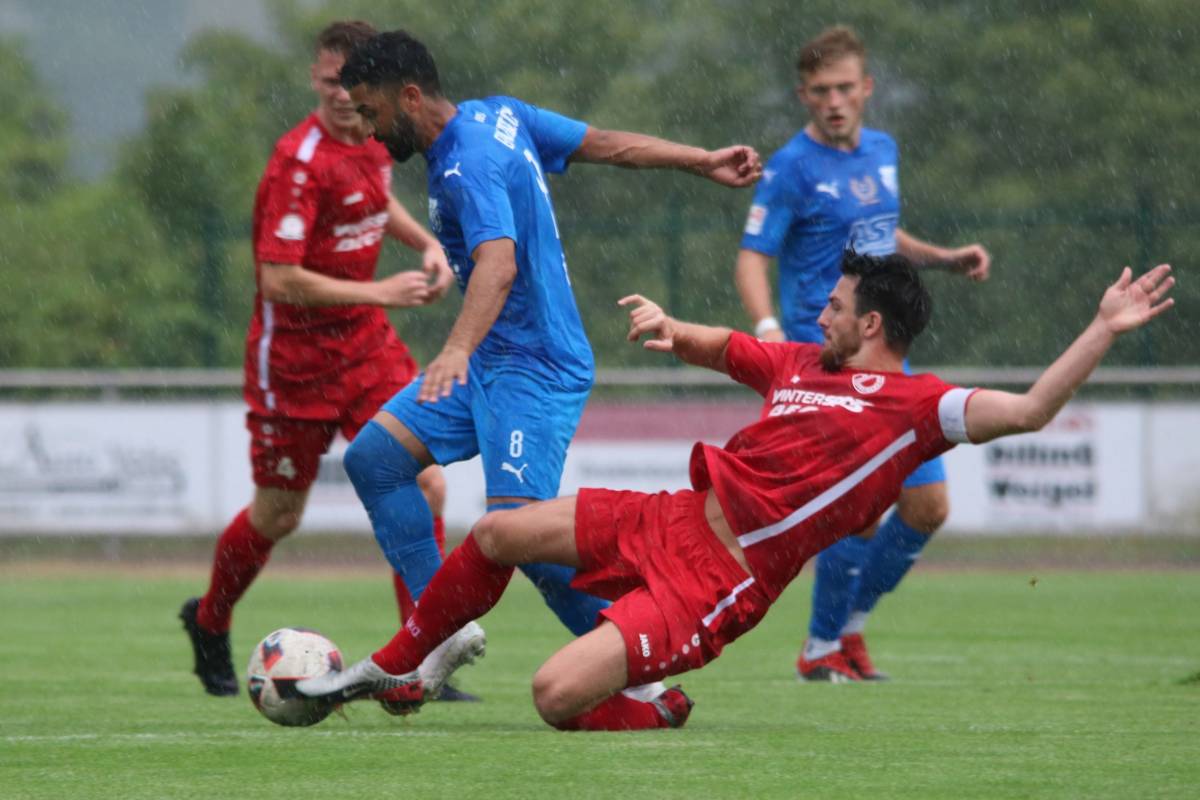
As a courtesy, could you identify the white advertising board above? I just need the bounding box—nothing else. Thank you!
[0,400,1195,535]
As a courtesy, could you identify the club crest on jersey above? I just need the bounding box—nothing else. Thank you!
[850,175,880,205]
[852,373,886,394]
[744,204,767,236]
[878,165,898,196]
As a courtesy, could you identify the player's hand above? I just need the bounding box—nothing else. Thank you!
[759,327,786,343]
[1097,264,1174,335]
[618,294,677,353]
[946,244,991,281]
[423,243,455,301]
[696,145,763,188]
[418,345,470,403]
[377,271,432,308]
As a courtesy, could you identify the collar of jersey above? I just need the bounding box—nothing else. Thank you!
[425,105,465,166]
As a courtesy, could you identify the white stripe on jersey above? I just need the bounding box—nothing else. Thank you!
[701,576,757,628]
[296,125,322,163]
[736,429,918,549]
[258,301,275,411]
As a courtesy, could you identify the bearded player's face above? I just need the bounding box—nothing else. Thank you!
[350,83,421,163]
[817,276,864,370]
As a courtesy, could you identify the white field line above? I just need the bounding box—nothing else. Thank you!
[3,729,452,745]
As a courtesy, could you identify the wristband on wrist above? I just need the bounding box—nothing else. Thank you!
[754,316,781,337]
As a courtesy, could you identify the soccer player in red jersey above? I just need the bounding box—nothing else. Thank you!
[180,21,456,697]
[298,251,1174,729]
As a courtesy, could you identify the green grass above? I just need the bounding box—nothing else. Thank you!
[2,565,1198,799]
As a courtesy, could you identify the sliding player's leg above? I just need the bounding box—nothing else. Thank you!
[533,621,691,731]
[296,497,580,707]
[475,374,610,637]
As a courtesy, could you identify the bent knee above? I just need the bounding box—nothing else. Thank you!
[472,511,518,562]
[531,667,585,725]
[898,491,949,534]
[249,505,303,541]
[416,467,447,512]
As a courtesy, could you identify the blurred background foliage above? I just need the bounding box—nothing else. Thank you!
[1,0,1197,370]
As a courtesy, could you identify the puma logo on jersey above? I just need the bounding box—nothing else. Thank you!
[443,162,463,179]
[501,462,529,483]
[816,181,839,199]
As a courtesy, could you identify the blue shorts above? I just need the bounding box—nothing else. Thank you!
[381,367,588,500]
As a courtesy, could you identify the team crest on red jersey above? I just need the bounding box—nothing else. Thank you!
[852,373,886,395]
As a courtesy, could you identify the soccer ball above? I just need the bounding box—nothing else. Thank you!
[246,627,343,727]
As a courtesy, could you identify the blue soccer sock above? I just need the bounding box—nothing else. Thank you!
[850,511,931,616]
[808,534,869,642]
[344,421,441,602]
[488,501,611,637]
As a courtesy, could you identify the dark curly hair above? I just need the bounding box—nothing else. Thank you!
[839,249,932,351]
[340,30,442,96]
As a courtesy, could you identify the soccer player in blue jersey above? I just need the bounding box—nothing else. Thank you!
[333,30,762,702]
[735,26,991,681]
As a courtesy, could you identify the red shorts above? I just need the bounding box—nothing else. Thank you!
[573,488,772,684]
[248,350,418,491]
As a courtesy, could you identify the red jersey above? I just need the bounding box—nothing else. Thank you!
[245,113,408,418]
[690,332,975,600]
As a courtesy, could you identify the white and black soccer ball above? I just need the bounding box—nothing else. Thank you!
[247,627,342,727]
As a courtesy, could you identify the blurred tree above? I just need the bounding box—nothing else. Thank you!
[10,1,1198,371]
[0,38,68,203]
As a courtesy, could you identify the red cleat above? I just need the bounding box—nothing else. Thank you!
[796,648,861,683]
[651,685,695,728]
[840,633,889,681]
[374,681,427,716]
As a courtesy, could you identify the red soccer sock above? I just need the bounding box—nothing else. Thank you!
[372,533,513,675]
[554,693,668,731]
[196,508,274,633]
[432,515,446,558]
[392,571,416,623]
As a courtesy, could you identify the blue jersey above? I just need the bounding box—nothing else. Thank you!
[425,96,593,390]
[740,128,900,343]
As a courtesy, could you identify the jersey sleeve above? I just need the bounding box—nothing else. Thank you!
[450,152,518,257]
[724,331,793,396]
[739,151,803,257]
[510,98,587,174]
[254,152,321,266]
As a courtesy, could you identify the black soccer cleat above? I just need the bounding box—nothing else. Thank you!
[430,682,483,703]
[179,597,238,697]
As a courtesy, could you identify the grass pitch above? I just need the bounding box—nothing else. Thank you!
[2,560,1198,799]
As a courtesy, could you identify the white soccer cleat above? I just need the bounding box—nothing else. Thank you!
[295,656,421,705]
[418,621,487,698]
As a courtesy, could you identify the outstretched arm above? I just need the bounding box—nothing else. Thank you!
[573,128,762,188]
[895,228,990,282]
[619,294,733,373]
[965,264,1175,443]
